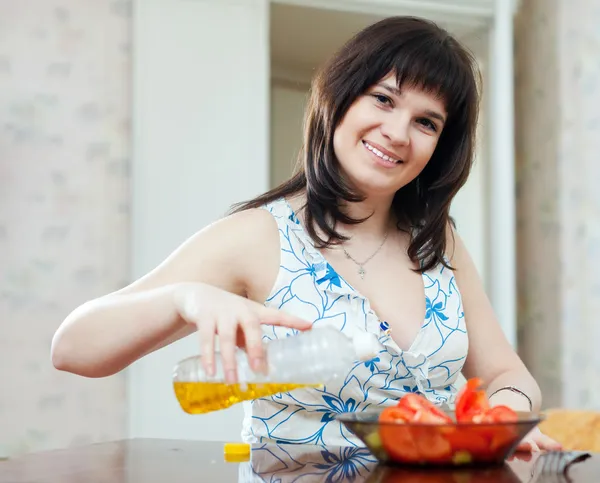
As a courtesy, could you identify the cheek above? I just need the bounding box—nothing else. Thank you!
[332,120,356,159]
[335,105,371,147]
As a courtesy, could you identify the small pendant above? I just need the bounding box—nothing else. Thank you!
[358,266,366,279]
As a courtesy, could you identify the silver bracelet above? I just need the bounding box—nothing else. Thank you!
[488,386,533,411]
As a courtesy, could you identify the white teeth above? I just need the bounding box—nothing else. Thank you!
[364,142,400,163]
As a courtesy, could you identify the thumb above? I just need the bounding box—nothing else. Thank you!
[538,434,563,451]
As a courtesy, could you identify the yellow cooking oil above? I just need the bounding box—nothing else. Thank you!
[173,381,320,414]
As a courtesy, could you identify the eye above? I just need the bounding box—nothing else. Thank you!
[372,93,393,106]
[417,118,437,132]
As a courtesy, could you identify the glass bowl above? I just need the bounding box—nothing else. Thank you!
[336,410,543,467]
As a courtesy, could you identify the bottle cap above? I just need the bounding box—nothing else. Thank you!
[224,442,250,454]
[351,331,382,360]
[224,443,251,462]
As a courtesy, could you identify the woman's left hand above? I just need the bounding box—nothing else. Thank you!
[516,426,562,452]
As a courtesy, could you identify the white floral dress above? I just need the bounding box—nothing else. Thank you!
[241,198,469,446]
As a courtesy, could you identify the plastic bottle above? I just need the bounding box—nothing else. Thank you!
[172,326,382,414]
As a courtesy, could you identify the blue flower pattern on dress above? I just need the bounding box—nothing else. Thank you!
[241,199,468,447]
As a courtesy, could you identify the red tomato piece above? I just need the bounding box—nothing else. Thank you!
[397,394,453,423]
[412,426,453,463]
[379,421,420,462]
[444,427,492,458]
[458,397,519,455]
[455,378,490,422]
[480,405,518,423]
[466,405,519,450]
[380,405,415,423]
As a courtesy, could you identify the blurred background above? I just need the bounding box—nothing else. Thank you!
[0,0,598,457]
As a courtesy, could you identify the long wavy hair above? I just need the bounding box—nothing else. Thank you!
[231,16,481,272]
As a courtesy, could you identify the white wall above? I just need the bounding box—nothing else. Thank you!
[450,138,487,282]
[0,0,130,457]
[270,82,308,187]
[129,0,269,441]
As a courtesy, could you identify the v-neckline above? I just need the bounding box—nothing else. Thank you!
[280,198,429,354]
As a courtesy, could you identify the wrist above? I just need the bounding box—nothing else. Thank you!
[171,282,211,324]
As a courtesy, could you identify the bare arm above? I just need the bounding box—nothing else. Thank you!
[448,226,542,412]
[51,208,284,378]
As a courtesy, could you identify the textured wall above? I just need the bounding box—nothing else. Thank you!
[515,0,600,409]
[558,0,600,410]
[0,1,130,455]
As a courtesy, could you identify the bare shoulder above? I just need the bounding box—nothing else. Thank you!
[234,207,282,302]
[115,207,280,300]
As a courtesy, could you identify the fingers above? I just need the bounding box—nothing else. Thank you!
[516,438,539,453]
[517,428,562,453]
[174,284,311,384]
[537,433,563,451]
[516,442,536,453]
[239,316,267,374]
[259,306,312,330]
[508,452,533,463]
[198,318,216,377]
[218,318,238,384]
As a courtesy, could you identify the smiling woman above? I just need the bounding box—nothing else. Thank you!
[52,15,559,452]
[235,15,479,273]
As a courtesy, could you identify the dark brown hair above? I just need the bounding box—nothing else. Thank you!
[232,16,481,272]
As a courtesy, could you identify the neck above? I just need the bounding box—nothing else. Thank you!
[288,191,395,243]
[338,194,395,241]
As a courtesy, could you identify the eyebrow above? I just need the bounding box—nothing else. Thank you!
[377,82,447,124]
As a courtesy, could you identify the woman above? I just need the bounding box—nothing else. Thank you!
[51,16,559,451]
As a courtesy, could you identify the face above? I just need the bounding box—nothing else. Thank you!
[332,73,447,199]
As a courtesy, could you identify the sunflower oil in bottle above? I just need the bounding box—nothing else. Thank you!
[172,326,381,414]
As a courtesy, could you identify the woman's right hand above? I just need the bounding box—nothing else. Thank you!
[173,282,312,383]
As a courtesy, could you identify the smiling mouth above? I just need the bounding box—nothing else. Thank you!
[362,141,403,164]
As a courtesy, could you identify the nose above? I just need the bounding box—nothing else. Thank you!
[380,113,410,146]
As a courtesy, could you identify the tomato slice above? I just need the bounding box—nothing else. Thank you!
[380,426,421,462]
[412,426,453,462]
[379,409,420,463]
[444,427,492,458]
[412,409,450,424]
[397,393,453,423]
[398,393,432,412]
[380,406,415,423]
[479,405,518,423]
[455,378,490,422]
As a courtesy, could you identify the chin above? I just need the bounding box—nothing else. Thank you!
[351,176,401,198]
[345,166,403,198]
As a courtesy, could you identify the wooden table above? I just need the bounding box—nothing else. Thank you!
[0,438,597,483]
